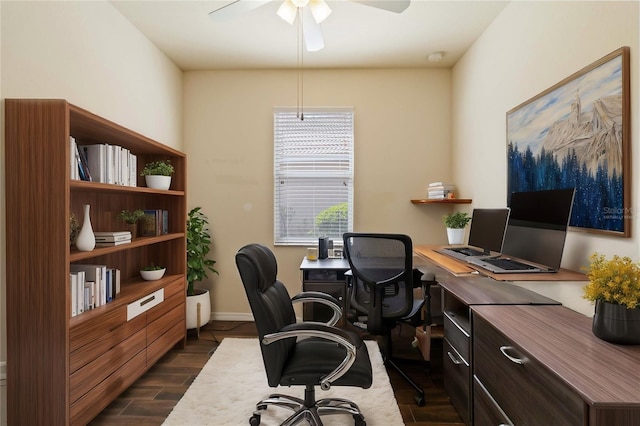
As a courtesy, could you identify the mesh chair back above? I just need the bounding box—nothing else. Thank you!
[343,233,414,332]
[235,243,297,387]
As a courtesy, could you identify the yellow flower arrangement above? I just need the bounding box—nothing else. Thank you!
[583,253,640,309]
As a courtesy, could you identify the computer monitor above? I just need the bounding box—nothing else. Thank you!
[502,188,575,269]
[468,208,511,254]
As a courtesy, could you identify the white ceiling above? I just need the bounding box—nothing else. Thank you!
[110,0,509,70]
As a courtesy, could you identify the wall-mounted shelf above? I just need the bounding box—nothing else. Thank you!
[411,199,472,204]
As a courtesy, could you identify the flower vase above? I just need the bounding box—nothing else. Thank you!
[592,299,640,345]
[76,204,96,251]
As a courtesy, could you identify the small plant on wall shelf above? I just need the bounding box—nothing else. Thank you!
[443,212,471,229]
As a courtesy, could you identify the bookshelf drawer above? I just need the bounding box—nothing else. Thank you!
[147,320,185,366]
[70,328,146,404]
[70,348,147,426]
[70,314,145,373]
[70,304,129,352]
[127,288,164,321]
[148,301,184,343]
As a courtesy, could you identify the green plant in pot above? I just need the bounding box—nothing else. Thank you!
[443,211,471,245]
[186,207,218,333]
[118,209,145,238]
[140,160,174,190]
[583,252,640,344]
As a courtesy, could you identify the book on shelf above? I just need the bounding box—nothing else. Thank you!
[94,231,132,242]
[79,142,138,187]
[70,266,120,317]
[141,209,169,237]
[95,240,131,247]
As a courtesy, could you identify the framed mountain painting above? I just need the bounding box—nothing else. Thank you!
[507,47,630,237]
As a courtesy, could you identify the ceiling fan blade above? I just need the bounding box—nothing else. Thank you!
[302,7,324,52]
[350,0,410,13]
[208,0,272,21]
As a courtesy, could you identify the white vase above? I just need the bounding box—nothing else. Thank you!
[446,227,465,245]
[186,288,212,332]
[145,175,171,190]
[76,204,96,251]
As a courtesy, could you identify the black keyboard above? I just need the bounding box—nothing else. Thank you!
[454,248,485,257]
[483,258,537,270]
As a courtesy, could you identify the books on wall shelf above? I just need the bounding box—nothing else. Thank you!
[71,140,138,187]
[93,231,132,247]
[141,210,169,237]
[69,264,121,317]
[427,181,455,200]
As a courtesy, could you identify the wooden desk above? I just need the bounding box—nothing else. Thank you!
[414,244,587,281]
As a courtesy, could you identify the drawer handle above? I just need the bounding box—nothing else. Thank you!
[447,351,462,365]
[500,345,526,365]
[140,295,156,306]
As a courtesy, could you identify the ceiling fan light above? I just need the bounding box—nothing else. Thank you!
[309,0,331,23]
[277,0,298,24]
[291,0,310,7]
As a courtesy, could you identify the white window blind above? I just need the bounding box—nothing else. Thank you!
[274,107,354,245]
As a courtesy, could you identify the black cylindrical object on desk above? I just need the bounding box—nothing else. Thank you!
[318,237,329,259]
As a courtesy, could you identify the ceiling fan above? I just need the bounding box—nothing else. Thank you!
[208,0,411,52]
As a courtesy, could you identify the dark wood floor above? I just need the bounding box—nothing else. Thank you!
[90,321,464,425]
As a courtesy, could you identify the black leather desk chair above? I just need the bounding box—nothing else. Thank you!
[343,233,433,406]
[235,243,373,426]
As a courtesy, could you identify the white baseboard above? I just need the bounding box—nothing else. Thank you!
[0,361,6,386]
[211,312,254,322]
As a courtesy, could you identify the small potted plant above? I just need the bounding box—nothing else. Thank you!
[583,252,640,344]
[443,211,471,245]
[140,264,166,281]
[117,209,145,238]
[140,160,174,190]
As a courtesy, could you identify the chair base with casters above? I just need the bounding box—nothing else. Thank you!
[250,385,366,426]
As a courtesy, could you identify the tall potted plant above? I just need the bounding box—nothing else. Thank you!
[443,211,471,245]
[186,207,218,334]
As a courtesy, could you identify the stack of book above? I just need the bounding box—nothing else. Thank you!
[94,231,132,247]
[427,181,455,199]
[141,209,169,237]
[69,264,121,317]
[71,139,138,187]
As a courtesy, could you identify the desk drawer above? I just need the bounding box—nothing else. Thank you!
[444,310,470,362]
[473,314,586,425]
[473,376,513,426]
[443,337,470,425]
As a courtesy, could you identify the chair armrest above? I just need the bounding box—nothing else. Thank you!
[262,322,363,391]
[291,291,342,326]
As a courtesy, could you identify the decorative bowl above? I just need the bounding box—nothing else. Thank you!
[140,268,166,281]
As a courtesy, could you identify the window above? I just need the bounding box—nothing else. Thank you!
[274,107,354,245]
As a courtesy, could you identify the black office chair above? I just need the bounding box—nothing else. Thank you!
[235,243,373,426]
[343,233,430,406]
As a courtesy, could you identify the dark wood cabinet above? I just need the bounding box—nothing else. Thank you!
[472,305,640,425]
[300,258,349,325]
[438,275,560,424]
[5,99,187,425]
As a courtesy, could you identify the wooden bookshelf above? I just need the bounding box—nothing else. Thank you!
[5,99,187,425]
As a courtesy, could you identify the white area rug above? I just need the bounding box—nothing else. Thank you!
[163,338,404,425]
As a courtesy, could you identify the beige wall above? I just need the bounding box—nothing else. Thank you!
[183,68,452,318]
[0,2,183,423]
[452,1,639,315]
